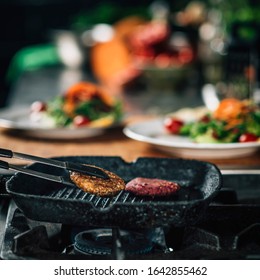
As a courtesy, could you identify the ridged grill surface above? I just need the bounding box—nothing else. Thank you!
[49,187,143,208]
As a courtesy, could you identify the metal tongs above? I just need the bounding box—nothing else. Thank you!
[0,148,109,186]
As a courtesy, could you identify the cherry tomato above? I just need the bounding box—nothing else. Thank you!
[178,48,194,64]
[73,115,90,127]
[200,115,211,123]
[164,117,184,134]
[239,133,258,143]
[212,130,219,139]
[155,53,172,68]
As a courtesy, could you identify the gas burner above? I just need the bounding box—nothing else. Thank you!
[73,228,156,257]
[1,174,260,260]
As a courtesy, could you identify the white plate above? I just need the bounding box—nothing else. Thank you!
[123,118,260,159]
[0,106,115,139]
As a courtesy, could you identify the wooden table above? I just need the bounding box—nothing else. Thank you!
[1,120,260,170]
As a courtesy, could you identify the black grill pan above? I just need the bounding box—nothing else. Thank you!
[6,157,222,228]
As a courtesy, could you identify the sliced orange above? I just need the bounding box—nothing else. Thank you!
[213,98,244,121]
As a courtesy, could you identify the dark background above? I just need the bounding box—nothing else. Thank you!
[0,0,258,107]
[0,0,166,107]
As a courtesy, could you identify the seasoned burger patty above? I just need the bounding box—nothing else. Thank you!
[70,166,125,197]
[126,177,180,196]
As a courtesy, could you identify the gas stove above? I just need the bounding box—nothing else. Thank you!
[0,173,260,260]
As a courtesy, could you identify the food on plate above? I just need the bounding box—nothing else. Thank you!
[125,177,180,197]
[90,15,195,88]
[70,166,125,197]
[30,81,122,128]
[164,98,260,143]
[128,21,194,68]
[213,98,244,121]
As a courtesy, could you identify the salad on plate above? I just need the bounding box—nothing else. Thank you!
[30,81,122,129]
[164,98,260,144]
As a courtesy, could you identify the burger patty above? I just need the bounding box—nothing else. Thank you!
[70,166,125,197]
[125,177,180,196]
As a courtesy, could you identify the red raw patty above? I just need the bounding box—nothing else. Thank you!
[126,177,180,196]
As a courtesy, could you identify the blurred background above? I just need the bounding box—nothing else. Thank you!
[0,0,259,109]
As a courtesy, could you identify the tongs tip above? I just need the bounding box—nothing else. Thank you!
[0,147,110,180]
[67,162,110,179]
